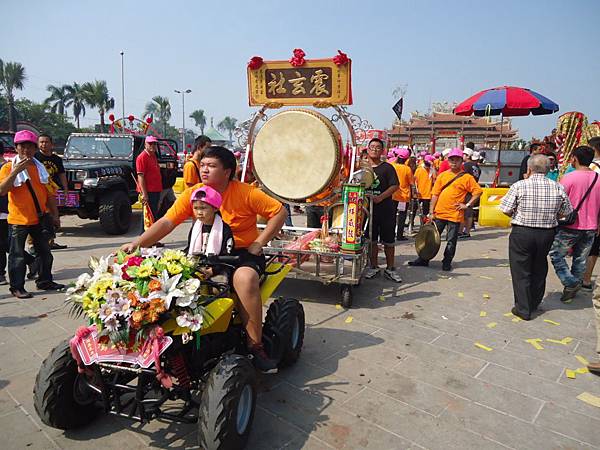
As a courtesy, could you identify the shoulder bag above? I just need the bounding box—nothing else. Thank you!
[24,179,56,240]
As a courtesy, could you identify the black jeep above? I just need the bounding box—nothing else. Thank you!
[60,133,178,234]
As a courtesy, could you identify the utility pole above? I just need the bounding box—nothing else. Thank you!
[120,51,125,119]
[174,89,192,150]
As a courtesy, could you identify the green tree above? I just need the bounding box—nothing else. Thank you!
[45,84,71,116]
[144,96,171,135]
[217,116,237,143]
[82,80,114,132]
[511,138,527,150]
[189,109,207,135]
[0,59,27,131]
[65,82,87,128]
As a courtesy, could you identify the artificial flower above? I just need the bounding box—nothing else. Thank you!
[248,56,263,70]
[165,261,183,275]
[104,315,120,332]
[148,279,162,292]
[333,49,349,66]
[179,278,200,295]
[114,298,132,317]
[98,302,116,321]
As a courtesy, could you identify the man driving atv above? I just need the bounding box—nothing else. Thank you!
[121,146,287,372]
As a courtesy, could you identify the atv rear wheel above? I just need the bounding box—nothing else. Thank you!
[99,190,131,235]
[198,354,257,450]
[263,297,305,368]
[33,339,99,429]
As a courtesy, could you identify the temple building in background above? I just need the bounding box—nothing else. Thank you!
[387,101,518,151]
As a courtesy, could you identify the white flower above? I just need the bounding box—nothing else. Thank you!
[176,312,203,332]
[114,298,132,317]
[104,315,120,332]
[105,288,123,305]
[90,255,111,280]
[73,273,92,291]
[147,270,183,309]
[141,247,164,258]
[98,302,115,321]
[178,278,200,296]
[111,263,125,282]
[175,294,197,307]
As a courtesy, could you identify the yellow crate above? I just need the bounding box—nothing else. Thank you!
[478,187,511,228]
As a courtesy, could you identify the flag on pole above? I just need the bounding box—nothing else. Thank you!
[392,98,404,121]
[143,198,155,231]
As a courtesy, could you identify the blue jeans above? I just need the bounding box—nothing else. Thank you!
[549,228,597,288]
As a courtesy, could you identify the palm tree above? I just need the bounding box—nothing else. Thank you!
[65,82,87,128]
[189,109,207,135]
[0,59,27,131]
[218,116,238,143]
[82,80,114,132]
[144,96,171,135]
[45,84,71,116]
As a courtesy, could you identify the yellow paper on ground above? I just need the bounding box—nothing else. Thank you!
[525,338,544,350]
[479,275,493,280]
[483,294,491,299]
[378,296,386,302]
[487,322,497,328]
[345,316,353,324]
[575,355,590,366]
[577,392,600,408]
[503,312,514,317]
[575,367,590,374]
[565,369,577,379]
[457,292,464,298]
[480,311,487,317]
[474,342,493,351]
[512,317,522,323]
[335,304,342,310]
[543,319,560,326]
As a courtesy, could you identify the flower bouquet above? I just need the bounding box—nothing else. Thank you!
[67,248,206,350]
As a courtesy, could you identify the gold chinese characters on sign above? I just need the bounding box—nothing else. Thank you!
[248,59,352,106]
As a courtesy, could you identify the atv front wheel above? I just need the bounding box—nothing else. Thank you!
[263,297,305,368]
[33,339,99,429]
[198,354,257,450]
[99,190,131,235]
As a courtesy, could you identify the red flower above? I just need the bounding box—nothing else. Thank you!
[128,115,135,122]
[146,116,153,124]
[290,48,306,67]
[126,256,144,267]
[247,56,263,70]
[333,50,349,66]
[108,113,115,122]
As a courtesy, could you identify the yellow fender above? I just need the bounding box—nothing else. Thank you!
[161,297,235,336]
[260,263,292,304]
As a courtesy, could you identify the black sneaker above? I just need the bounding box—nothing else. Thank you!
[0,274,7,286]
[408,258,429,267]
[560,282,581,303]
[50,243,68,250]
[36,281,66,291]
[249,343,278,374]
[442,262,452,271]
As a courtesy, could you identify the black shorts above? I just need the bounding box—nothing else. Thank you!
[367,209,396,246]
[590,234,600,257]
[231,249,266,276]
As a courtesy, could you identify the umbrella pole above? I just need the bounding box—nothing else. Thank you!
[493,113,504,187]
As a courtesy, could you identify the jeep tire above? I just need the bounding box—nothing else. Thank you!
[99,190,131,235]
[263,297,305,368]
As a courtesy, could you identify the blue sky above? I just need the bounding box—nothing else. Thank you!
[3,0,599,140]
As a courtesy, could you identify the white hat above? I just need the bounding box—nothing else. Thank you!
[463,148,473,156]
[442,148,451,156]
[471,151,481,161]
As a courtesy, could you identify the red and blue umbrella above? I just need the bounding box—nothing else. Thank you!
[454,86,559,117]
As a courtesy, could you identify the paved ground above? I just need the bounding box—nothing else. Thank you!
[1,212,600,449]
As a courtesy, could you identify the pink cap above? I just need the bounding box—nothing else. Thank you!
[424,155,435,163]
[145,135,158,144]
[397,148,410,159]
[190,185,222,210]
[14,130,38,144]
[448,147,464,159]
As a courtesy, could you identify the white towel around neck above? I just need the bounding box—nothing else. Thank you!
[11,155,50,187]
[188,214,224,257]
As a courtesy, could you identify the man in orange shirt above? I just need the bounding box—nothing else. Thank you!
[391,148,414,241]
[409,148,482,271]
[122,146,287,372]
[414,154,436,219]
[0,130,64,298]
[183,135,211,188]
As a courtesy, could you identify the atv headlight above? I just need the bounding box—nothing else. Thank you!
[74,170,87,181]
[83,177,99,187]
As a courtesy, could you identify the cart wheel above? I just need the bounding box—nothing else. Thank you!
[341,286,353,309]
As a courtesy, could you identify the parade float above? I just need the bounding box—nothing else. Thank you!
[238,48,374,308]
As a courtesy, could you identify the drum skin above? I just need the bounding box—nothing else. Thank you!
[252,109,342,203]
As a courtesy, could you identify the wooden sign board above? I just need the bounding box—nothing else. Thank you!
[248,59,352,106]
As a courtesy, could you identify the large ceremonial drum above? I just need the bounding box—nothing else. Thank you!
[252,109,343,203]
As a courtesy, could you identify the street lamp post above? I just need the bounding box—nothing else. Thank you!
[120,51,125,119]
[174,89,192,151]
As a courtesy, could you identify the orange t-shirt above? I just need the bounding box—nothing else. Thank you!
[183,160,201,187]
[0,163,50,225]
[165,180,283,249]
[391,162,413,202]
[432,171,482,223]
[414,166,433,200]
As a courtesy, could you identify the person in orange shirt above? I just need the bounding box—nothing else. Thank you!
[414,154,436,219]
[122,146,287,372]
[391,148,414,241]
[183,135,211,188]
[0,130,65,298]
[409,148,482,271]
